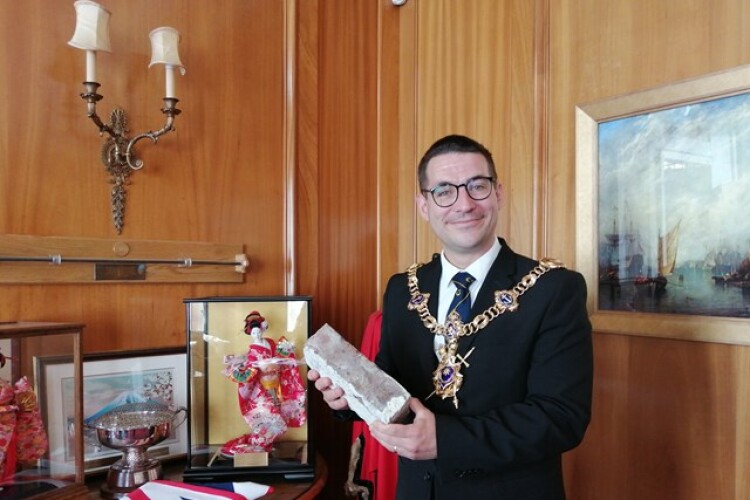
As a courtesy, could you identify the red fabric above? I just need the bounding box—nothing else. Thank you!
[351,311,398,500]
[14,377,48,464]
[221,334,307,455]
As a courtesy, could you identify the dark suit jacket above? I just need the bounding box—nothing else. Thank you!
[376,238,593,500]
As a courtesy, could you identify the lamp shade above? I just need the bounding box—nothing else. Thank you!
[68,0,112,52]
[148,27,186,74]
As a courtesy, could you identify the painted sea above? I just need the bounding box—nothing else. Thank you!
[599,263,750,318]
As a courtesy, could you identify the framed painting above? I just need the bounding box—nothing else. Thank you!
[576,64,750,345]
[37,348,188,474]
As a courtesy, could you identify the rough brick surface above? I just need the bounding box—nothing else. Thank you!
[303,323,411,424]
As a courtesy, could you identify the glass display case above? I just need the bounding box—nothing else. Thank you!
[182,296,314,483]
[0,321,86,499]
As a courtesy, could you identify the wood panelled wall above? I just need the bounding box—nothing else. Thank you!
[0,0,379,497]
[380,0,750,499]
[0,1,291,352]
[551,1,750,498]
[295,1,381,497]
[4,1,750,499]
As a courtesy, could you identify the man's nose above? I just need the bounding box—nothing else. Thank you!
[453,185,476,209]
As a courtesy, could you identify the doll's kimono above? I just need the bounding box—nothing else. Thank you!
[221,336,306,456]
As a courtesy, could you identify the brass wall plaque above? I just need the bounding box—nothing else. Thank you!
[94,264,146,281]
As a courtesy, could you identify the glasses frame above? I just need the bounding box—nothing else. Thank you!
[421,176,496,208]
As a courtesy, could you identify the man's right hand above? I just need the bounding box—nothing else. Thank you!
[308,368,350,411]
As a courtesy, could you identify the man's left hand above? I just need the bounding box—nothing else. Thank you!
[369,397,437,460]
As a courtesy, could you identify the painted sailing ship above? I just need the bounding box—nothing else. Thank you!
[647,221,681,290]
[599,221,645,284]
[712,246,750,288]
[600,220,680,291]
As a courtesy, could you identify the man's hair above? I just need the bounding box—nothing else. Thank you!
[417,134,497,190]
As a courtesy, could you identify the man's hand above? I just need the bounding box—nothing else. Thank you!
[369,397,437,460]
[307,368,350,411]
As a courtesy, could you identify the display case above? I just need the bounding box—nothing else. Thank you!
[0,322,86,499]
[182,296,314,483]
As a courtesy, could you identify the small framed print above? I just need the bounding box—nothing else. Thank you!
[37,348,187,474]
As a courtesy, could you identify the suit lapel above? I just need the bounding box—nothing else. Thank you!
[459,240,519,359]
[470,238,519,314]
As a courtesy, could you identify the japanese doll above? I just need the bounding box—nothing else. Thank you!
[0,374,49,481]
[221,311,306,457]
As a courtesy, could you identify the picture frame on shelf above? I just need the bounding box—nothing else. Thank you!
[36,347,188,475]
[0,337,14,381]
[576,64,750,345]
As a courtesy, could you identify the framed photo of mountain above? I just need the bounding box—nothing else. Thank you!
[576,64,750,345]
[37,347,187,474]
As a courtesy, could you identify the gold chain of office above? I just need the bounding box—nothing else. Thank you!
[406,257,565,408]
[406,258,564,338]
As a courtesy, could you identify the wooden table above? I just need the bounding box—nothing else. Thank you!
[85,455,328,499]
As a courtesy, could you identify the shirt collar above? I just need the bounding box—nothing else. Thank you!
[439,238,502,289]
[436,238,502,326]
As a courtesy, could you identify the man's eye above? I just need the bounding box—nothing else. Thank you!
[433,185,454,198]
[468,179,490,193]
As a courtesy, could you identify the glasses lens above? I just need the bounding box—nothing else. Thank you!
[432,184,458,207]
[466,178,493,200]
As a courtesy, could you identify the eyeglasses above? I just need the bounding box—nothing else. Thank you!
[421,176,496,208]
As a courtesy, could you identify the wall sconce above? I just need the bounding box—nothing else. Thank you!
[68,0,186,234]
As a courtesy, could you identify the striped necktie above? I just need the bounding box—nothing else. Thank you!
[448,272,475,322]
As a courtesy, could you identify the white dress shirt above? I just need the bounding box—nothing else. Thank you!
[434,238,502,356]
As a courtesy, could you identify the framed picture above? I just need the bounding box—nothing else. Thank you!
[36,348,188,474]
[0,337,13,381]
[576,64,750,345]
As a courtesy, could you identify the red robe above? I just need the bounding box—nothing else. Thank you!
[349,311,398,500]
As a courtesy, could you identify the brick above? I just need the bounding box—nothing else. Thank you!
[303,323,411,425]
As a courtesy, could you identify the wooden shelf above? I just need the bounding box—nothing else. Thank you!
[84,454,328,499]
[0,234,247,284]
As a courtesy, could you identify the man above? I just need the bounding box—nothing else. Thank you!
[310,135,593,499]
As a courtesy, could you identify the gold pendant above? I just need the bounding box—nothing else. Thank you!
[432,344,475,409]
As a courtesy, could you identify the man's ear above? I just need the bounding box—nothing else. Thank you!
[416,192,430,221]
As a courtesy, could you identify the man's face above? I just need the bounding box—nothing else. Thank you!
[416,152,501,268]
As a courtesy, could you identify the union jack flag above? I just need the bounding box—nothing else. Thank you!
[126,479,273,500]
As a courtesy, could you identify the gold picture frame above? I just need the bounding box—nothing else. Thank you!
[576,64,750,345]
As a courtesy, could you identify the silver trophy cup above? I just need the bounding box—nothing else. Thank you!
[88,402,186,499]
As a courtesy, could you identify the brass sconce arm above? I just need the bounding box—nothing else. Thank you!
[124,97,181,170]
[81,82,116,137]
[81,82,181,171]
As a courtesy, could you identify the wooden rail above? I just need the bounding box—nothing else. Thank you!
[0,234,247,284]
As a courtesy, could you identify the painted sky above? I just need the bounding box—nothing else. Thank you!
[598,91,750,268]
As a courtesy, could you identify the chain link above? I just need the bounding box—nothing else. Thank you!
[408,258,563,338]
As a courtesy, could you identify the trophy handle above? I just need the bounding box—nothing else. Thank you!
[172,406,188,428]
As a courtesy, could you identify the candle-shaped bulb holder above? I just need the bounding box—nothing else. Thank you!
[68,0,111,83]
[69,3,185,234]
[148,27,186,98]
